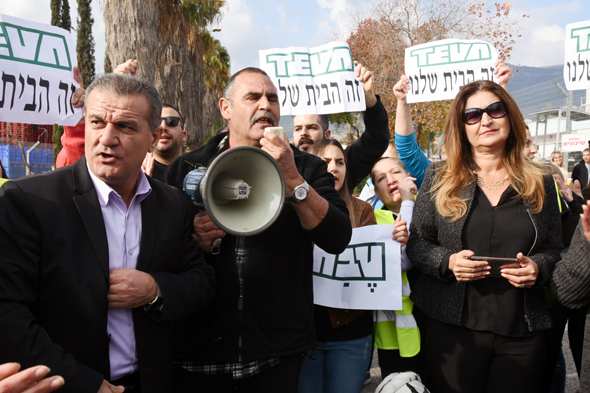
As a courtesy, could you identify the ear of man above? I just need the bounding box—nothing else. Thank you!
[149,126,163,152]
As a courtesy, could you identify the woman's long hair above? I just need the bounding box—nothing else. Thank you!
[431,80,546,221]
[308,139,358,228]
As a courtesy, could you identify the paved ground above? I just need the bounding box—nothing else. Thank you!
[362,328,581,392]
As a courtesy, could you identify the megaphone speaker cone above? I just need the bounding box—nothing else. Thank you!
[201,146,286,236]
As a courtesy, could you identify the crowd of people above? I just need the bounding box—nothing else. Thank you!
[0,55,590,393]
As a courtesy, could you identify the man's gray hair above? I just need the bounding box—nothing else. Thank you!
[222,67,269,103]
[84,73,163,131]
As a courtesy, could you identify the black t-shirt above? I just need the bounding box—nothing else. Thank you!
[460,185,535,337]
[152,160,168,182]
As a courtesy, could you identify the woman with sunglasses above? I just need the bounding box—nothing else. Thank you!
[405,80,563,393]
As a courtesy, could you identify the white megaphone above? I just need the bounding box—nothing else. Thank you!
[183,145,286,243]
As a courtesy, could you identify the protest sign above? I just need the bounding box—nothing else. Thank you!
[259,41,366,116]
[561,133,588,152]
[0,14,81,126]
[312,225,402,311]
[404,39,499,104]
[564,20,590,91]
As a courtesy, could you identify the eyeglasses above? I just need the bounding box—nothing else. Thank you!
[162,116,181,127]
[462,101,508,125]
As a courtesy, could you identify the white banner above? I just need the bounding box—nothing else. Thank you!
[0,14,82,126]
[564,20,590,91]
[312,225,402,311]
[561,133,588,152]
[405,39,499,104]
[259,41,366,116]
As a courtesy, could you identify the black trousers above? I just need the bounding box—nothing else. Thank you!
[425,318,546,393]
[542,300,586,392]
[174,354,304,393]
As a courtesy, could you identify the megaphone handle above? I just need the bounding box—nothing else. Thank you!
[211,237,222,255]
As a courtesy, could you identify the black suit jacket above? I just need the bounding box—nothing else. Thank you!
[0,157,215,393]
[572,160,589,189]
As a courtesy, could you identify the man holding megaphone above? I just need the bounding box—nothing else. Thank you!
[164,67,352,393]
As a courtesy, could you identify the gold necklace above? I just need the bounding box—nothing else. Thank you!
[476,174,509,190]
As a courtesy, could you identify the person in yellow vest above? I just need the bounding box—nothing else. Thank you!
[371,157,426,383]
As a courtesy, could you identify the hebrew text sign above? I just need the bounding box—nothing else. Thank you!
[0,14,81,126]
[561,133,588,152]
[564,20,590,91]
[259,41,366,116]
[312,225,402,311]
[405,39,499,103]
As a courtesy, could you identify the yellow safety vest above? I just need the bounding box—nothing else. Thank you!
[373,208,420,357]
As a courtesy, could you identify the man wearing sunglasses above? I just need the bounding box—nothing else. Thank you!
[143,104,187,181]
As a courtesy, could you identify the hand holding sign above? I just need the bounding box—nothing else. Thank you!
[393,75,411,103]
[355,61,377,108]
[494,59,512,90]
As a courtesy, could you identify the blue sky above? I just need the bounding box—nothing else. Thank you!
[1,0,589,73]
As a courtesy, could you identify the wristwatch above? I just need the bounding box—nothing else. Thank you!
[144,286,163,312]
[287,181,309,203]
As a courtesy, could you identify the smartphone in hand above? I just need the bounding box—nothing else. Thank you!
[466,256,520,278]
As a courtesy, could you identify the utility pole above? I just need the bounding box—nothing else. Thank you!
[555,82,574,169]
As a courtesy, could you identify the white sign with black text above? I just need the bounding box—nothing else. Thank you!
[259,41,366,116]
[312,225,402,311]
[405,38,499,103]
[564,20,590,91]
[0,14,81,126]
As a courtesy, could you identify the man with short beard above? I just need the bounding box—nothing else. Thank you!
[292,62,390,193]
[143,103,187,181]
[572,148,590,190]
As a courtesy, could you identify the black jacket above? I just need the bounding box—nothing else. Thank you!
[345,96,391,193]
[572,160,589,190]
[0,158,215,393]
[164,132,352,362]
[551,222,590,391]
[407,164,563,332]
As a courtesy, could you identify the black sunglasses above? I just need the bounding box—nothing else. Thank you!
[462,101,508,125]
[162,116,181,127]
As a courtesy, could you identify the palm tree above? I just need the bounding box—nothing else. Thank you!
[103,0,229,150]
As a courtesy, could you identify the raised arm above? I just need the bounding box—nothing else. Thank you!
[393,76,431,189]
[345,63,390,192]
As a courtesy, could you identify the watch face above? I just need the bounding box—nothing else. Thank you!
[295,187,308,200]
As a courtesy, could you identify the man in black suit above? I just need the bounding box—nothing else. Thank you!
[572,148,590,190]
[0,74,215,393]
